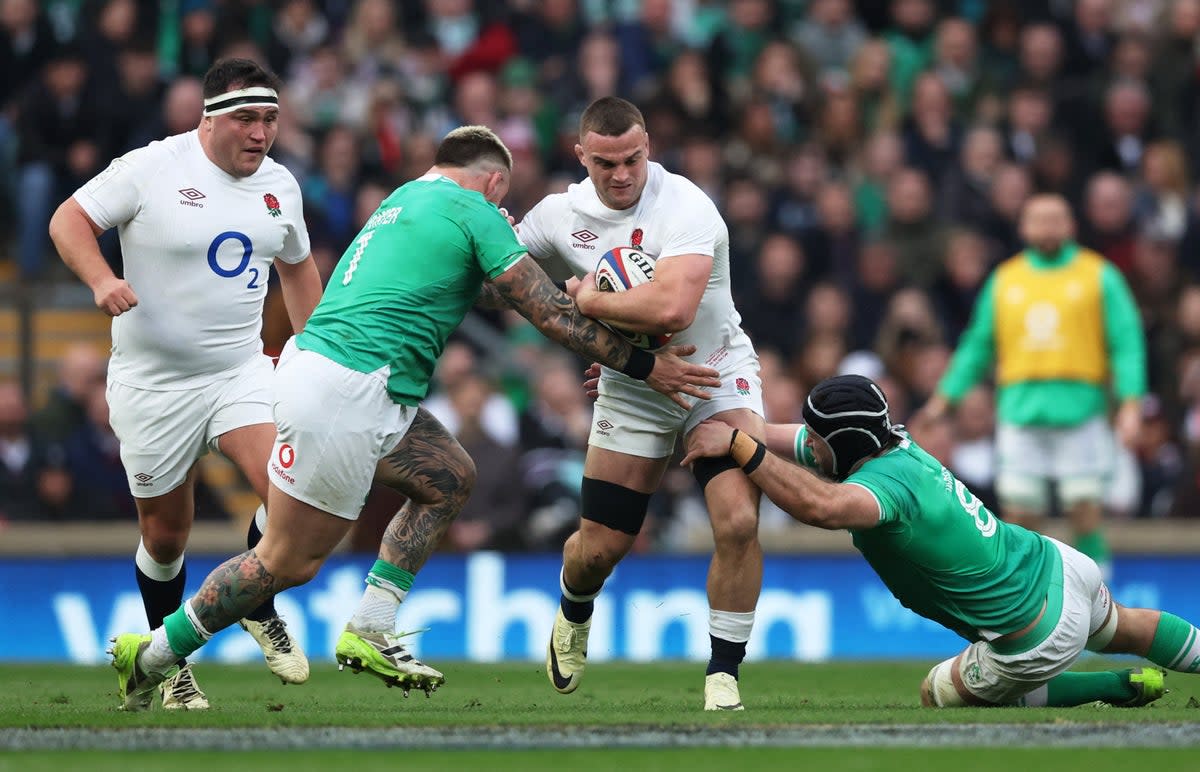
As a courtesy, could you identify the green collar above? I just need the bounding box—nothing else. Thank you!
[1024,242,1078,267]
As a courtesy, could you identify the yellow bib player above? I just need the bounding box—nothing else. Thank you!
[921,195,1146,578]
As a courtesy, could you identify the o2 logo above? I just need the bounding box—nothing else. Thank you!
[207,231,261,288]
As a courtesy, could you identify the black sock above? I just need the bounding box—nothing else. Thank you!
[560,578,598,624]
[135,561,187,630]
[243,515,276,622]
[706,634,747,679]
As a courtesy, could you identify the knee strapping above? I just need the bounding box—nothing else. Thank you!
[1087,601,1119,652]
[692,455,740,490]
[923,658,968,708]
[580,477,652,536]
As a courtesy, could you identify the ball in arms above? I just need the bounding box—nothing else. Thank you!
[593,247,674,350]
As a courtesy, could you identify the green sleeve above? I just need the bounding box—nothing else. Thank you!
[1101,263,1147,400]
[844,468,915,527]
[468,202,529,279]
[937,272,998,403]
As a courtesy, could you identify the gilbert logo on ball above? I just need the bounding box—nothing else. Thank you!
[593,247,674,350]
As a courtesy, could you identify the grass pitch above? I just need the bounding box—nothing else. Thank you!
[2,660,1199,770]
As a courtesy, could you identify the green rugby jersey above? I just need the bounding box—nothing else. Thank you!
[795,428,1058,642]
[296,174,527,405]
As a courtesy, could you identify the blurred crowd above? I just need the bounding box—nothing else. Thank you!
[4,0,1200,547]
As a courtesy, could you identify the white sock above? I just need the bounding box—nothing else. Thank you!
[254,504,268,533]
[135,540,183,580]
[349,584,403,632]
[709,609,755,643]
[142,627,180,674]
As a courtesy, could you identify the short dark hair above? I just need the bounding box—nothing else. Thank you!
[580,97,645,139]
[435,125,512,170]
[202,58,282,99]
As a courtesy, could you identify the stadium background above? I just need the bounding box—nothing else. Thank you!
[2,0,1200,664]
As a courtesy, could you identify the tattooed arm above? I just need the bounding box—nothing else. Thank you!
[490,256,634,368]
[475,282,510,310]
[490,256,721,408]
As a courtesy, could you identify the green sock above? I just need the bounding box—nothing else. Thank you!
[163,605,207,659]
[1075,530,1110,566]
[365,559,415,595]
[1147,612,1200,673]
[1043,671,1135,707]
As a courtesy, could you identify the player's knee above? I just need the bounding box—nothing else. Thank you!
[921,658,968,708]
[141,526,189,563]
[270,556,323,589]
[710,506,759,550]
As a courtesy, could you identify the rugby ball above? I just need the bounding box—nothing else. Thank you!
[594,247,673,350]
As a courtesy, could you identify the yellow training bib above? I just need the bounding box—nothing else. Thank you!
[993,249,1107,386]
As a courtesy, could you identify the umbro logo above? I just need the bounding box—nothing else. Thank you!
[571,229,598,250]
[178,188,206,208]
[134,472,154,486]
[595,419,614,436]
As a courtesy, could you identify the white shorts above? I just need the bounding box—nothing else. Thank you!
[107,354,275,498]
[996,417,1114,510]
[269,338,416,520]
[589,353,764,458]
[954,538,1111,705]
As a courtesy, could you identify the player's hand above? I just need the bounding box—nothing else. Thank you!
[572,272,599,312]
[499,207,516,228]
[913,394,949,427]
[680,419,736,467]
[645,344,721,410]
[1115,399,1142,449]
[582,362,601,400]
[93,276,138,316]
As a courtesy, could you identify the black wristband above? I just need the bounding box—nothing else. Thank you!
[620,347,655,380]
[741,439,768,475]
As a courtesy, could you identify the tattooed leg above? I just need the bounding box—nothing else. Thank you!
[374,408,476,574]
[189,549,287,635]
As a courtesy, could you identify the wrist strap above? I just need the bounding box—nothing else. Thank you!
[730,429,767,475]
[619,347,655,380]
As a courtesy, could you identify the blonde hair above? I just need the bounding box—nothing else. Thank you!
[437,125,513,170]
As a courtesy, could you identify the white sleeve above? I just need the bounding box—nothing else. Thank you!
[658,186,722,259]
[517,198,575,281]
[276,174,311,264]
[72,150,152,231]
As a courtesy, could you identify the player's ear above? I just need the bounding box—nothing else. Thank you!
[574,144,585,167]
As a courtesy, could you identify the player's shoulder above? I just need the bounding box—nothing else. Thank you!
[650,163,723,225]
[255,153,303,194]
[117,131,195,172]
[524,190,571,222]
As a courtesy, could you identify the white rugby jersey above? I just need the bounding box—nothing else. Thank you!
[518,161,754,369]
[74,130,310,390]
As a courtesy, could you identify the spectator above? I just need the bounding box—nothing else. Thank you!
[939,125,1004,231]
[737,233,808,359]
[442,373,526,552]
[931,228,992,343]
[852,130,903,233]
[0,381,52,521]
[1134,140,1189,242]
[791,0,867,84]
[848,239,902,349]
[31,343,107,444]
[15,44,106,279]
[1092,78,1156,176]
[59,385,134,520]
[884,0,937,112]
[424,341,519,448]
[882,166,948,288]
[1080,170,1137,275]
[932,16,985,120]
[1002,85,1052,166]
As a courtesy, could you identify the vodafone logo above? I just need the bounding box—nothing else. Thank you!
[278,444,295,469]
